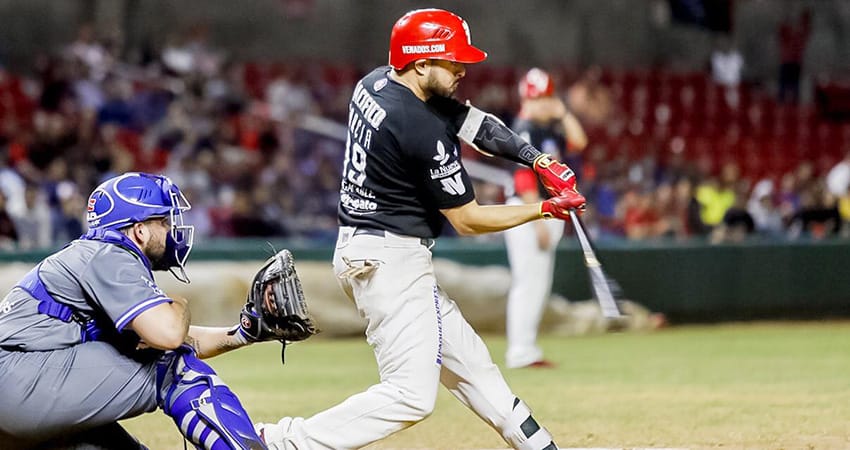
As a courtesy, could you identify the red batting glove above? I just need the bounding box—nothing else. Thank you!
[539,189,586,220]
[533,154,577,198]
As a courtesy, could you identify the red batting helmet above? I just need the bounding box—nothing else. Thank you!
[519,68,555,99]
[388,8,488,71]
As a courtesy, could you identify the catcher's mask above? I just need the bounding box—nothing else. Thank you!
[86,172,194,283]
[252,250,309,323]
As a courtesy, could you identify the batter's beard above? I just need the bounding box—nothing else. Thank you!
[426,74,457,98]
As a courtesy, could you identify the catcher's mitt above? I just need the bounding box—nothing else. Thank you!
[229,249,318,362]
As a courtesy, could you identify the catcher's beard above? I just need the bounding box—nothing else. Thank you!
[145,237,169,271]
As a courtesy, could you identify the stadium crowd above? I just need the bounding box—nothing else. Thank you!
[0,24,848,251]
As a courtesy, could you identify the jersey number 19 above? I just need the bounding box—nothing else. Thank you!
[343,136,367,187]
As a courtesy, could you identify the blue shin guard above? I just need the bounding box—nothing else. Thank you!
[156,346,267,450]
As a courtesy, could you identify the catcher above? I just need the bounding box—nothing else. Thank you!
[0,172,317,450]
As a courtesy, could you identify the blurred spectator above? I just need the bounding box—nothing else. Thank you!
[69,58,105,113]
[266,66,319,122]
[675,177,709,237]
[711,185,755,244]
[228,188,284,237]
[695,162,739,228]
[777,172,801,223]
[747,179,784,237]
[653,181,685,238]
[161,24,223,78]
[777,8,811,104]
[620,188,668,240]
[566,66,615,127]
[826,149,850,198]
[788,181,841,239]
[64,24,112,82]
[711,36,743,88]
[588,157,622,236]
[97,76,134,128]
[0,150,26,217]
[11,184,51,249]
[51,183,85,243]
[832,152,850,233]
[710,36,743,108]
[0,190,19,249]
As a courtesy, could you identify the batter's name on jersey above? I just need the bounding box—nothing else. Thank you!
[402,44,445,55]
[341,192,378,213]
[348,107,373,150]
[429,160,461,179]
[352,82,387,130]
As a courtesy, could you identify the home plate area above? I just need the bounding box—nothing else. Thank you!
[428,448,690,450]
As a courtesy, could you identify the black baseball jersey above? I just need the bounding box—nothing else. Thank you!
[511,117,567,164]
[338,66,475,238]
[511,117,568,197]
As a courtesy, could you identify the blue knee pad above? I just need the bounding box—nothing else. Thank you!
[156,345,267,450]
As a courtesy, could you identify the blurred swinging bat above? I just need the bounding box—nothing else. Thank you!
[569,211,624,318]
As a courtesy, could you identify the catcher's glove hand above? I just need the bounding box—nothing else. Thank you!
[229,249,318,363]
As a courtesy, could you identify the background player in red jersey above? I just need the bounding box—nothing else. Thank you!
[505,68,588,369]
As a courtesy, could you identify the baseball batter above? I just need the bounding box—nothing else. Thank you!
[0,172,316,449]
[257,9,585,450]
[505,68,588,369]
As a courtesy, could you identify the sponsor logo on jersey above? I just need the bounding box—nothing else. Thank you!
[140,275,165,297]
[433,141,451,165]
[430,161,461,179]
[401,44,446,55]
[0,298,13,315]
[341,180,376,198]
[432,285,443,366]
[373,78,387,92]
[340,193,378,213]
[440,173,466,196]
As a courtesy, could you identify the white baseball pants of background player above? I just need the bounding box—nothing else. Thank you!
[503,197,565,369]
[258,226,557,450]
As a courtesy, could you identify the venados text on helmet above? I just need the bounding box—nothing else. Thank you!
[401,44,446,55]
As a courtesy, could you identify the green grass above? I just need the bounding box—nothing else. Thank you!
[123,322,850,449]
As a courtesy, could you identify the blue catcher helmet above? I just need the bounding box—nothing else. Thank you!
[86,172,195,283]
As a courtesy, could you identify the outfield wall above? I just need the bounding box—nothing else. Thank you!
[1,238,847,323]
